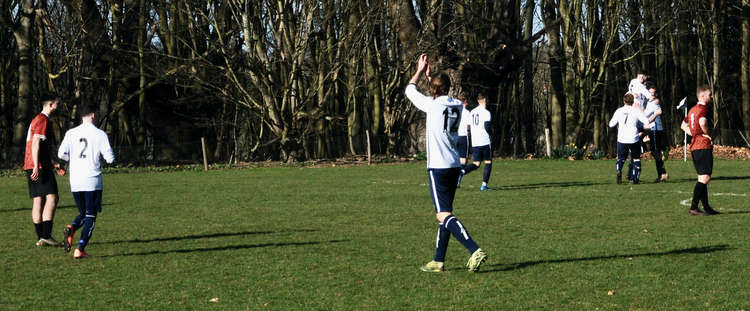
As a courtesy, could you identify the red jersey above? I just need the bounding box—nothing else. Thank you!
[684,103,712,151]
[23,113,53,170]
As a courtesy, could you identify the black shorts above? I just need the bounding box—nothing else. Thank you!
[26,169,58,198]
[456,136,469,158]
[691,149,713,176]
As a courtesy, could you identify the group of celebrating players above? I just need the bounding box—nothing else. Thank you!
[610,73,719,216]
[406,54,721,273]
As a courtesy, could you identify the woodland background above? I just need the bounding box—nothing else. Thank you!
[2,0,750,166]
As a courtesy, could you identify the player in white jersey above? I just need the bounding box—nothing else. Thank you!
[405,54,486,273]
[455,92,471,188]
[459,93,493,191]
[642,84,668,182]
[609,93,651,184]
[57,104,115,258]
[628,73,650,106]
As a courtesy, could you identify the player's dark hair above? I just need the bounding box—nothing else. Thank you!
[623,93,634,106]
[477,92,486,101]
[40,91,59,105]
[696,84,711,97]
[78,103,98,117]
[430,72,451,98]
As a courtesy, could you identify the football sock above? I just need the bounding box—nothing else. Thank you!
[627,162,634,180]
[41,220,53,239]
[698,182,709,208]
[632,161,641,184]
[72,214,85,230]
[616,158,625,173]
[78,214,97,252]
[482,163,492,184]
[443,215,479,254]
[434,223,450,262]
[34,222,43,239]
[463,163,478,175]
[691,182,702,209]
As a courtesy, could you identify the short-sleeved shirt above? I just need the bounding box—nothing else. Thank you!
[24,113,53,170]
[405,84,462,169]
[458,105,471,137]
[644,98,663,131]
[609,105,650,144]
[58,122,115,192]
[684,103,712,151]
[628,79,650,105]
[469,106,491,147]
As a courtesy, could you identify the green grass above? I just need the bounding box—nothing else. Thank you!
[1,159,749,310]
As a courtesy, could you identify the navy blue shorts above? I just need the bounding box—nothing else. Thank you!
[427,168,460,213]
[456,136,469,158]
[472,145,492,162]
[616,142,641,161]
[72,190,103,215]
[692,149,713,175]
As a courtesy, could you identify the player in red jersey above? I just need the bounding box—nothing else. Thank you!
[680,85,719,215]
[24,92,65,246]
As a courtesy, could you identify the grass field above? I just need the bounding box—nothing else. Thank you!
[1,159,749,310]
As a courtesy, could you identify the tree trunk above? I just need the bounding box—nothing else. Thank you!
[711,0,721,143]
[521,0,535,154]
[11,0,34,148]
[543,0,566,148]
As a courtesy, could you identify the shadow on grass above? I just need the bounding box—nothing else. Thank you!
[91,229,319,245]
[480,244,733,273]
[670,176,750,183]
[497,181,605,190]
[0,204,95,214]
[98,239,349,257]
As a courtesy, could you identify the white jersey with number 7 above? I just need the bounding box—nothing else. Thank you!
[608,105,649,144]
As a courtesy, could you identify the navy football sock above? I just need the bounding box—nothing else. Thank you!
[463,163,478,175]
[434,223,450,262]
[632,161,641,184]
[443,215,479,254]
[482,163,492,184]
[78,215,97,252]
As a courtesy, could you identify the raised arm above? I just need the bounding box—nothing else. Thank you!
[405,54,433,112]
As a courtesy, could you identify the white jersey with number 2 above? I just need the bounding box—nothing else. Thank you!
[405,84,463,169]
[58,122,115,192]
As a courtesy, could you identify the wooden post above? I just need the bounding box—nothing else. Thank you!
[544,128,552,157]
[366,130,372,165]
[201,137,208,171]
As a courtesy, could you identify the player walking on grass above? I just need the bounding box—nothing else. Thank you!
[405,54,486,272]
[609,93,651,184]
[681,85,720,216]
[455,92,471,188]
[459,93,493,191]
[58,104,115,258]
[643,84,668,183]
[24,92,65,247]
